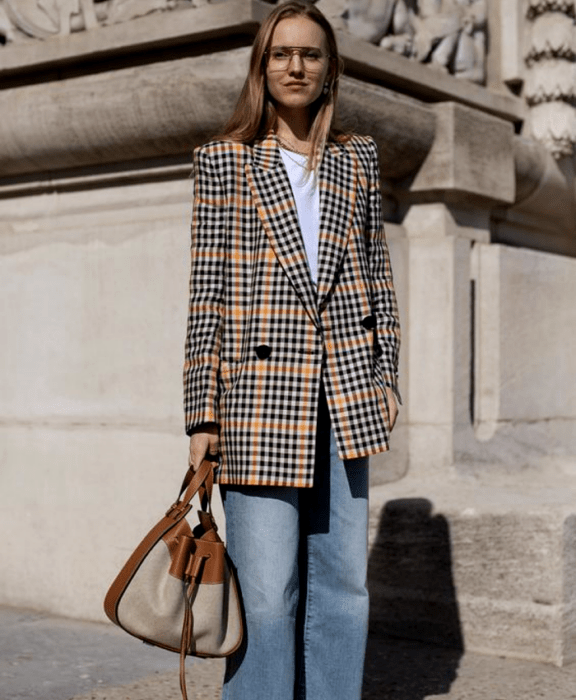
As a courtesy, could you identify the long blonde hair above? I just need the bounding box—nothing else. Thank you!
[217,1,348,169]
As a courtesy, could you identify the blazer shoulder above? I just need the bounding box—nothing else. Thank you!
[344,133,378,157]
[346,133,375,145]
[339,135,379,181]
[193,139,252,164]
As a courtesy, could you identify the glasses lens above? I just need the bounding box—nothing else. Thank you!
[268,47,328,71]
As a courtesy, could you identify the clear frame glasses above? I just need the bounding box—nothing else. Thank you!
[266,46,330,72]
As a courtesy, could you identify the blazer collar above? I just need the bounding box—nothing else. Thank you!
[246,134,357,321]
[316,140,357,309]
[251,133,345,171]
[251,132,283,171]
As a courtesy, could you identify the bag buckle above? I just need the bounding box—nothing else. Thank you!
[166,502,190,519]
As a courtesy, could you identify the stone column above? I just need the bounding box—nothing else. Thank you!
[400,102,515,475]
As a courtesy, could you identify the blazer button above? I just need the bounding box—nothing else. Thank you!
[361,315,376,330]
[256,345,272,360]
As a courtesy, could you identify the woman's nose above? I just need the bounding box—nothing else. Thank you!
[287,53,305,75]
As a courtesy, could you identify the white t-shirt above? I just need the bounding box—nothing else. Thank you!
[280,148,320,286]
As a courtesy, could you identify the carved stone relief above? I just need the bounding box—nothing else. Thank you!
[524,0,576,158]
[342,0,487,84]
[106,0,177,25]
[0,2,16,42]
[0,0,191,44]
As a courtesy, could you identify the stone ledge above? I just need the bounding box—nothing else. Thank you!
[0,0,257,80]
[337,30,527,125]
[0,157,194,199]
[368,474,576,665]
[0,0,526,133]
[0,50,250,177]
[0,60,434,181]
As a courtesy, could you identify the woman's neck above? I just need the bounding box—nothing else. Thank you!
[275,110,312,153]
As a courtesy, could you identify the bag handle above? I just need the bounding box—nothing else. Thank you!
[103,459,214,628]
[177,458,215,513]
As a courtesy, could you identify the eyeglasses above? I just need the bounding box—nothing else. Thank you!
[266,46,330,72]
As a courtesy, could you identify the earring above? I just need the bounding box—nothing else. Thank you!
[323,83,330,95]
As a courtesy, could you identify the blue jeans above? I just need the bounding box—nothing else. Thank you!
[220,392,369,700]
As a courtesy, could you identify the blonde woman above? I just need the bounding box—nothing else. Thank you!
[184,3,401,698]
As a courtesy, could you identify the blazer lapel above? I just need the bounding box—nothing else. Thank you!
[245,134,320,328]
[316,141,358,310]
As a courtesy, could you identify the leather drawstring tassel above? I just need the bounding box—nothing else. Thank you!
[179,586,194,700]
[179,554,209,700]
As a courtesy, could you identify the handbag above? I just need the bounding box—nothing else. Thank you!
[103,458,243,700]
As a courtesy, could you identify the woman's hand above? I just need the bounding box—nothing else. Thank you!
[385,387,399,431]
[189,423,220,470]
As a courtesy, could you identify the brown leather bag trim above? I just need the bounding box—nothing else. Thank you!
[103,459,213,626]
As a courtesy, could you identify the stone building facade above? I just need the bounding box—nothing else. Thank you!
[1,0,575,668]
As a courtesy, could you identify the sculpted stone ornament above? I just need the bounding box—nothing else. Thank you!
[3,0,97,37]
[344,0,411,44]
[525,0,576,158]
[343,0,487,83]
[0,2,16,42]
[0,0,182,43]
[105,0,176,25]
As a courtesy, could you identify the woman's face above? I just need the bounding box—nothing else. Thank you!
[265,16,330,121]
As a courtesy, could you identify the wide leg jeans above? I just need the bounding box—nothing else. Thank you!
[220,394,369,700]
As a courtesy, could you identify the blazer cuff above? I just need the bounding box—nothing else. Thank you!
[185,404,220,436]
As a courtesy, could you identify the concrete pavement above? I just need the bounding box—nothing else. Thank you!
[2,605,576,700]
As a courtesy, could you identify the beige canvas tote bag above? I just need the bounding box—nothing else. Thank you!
[104,458,243,700]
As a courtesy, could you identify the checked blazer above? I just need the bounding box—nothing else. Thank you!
[184,133,401,488]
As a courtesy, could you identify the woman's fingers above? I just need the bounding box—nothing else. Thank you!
[189,424,220,469]
[385,387,399,431]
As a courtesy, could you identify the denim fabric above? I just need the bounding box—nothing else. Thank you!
[220,393,369,700]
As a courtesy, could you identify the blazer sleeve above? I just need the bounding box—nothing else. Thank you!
[365,137,402,403]
[183,146,227,434]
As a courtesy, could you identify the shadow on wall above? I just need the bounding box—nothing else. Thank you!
[363,498,463,700]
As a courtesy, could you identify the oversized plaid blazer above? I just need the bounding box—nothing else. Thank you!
[184,133,400,487]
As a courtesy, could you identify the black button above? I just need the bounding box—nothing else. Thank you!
[361,315,376,330]
[375,342,384,358]
[256,345,271,360]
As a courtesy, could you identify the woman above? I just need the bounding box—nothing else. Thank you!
[184,2,401,698]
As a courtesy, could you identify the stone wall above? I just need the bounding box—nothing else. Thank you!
[473,244,576,464]
[0,177,195,617]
